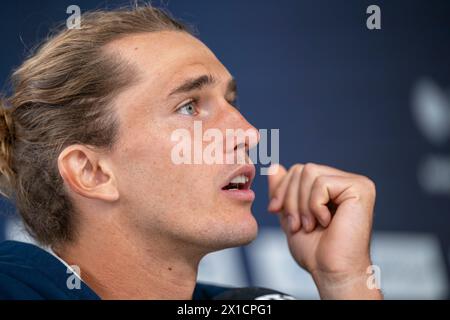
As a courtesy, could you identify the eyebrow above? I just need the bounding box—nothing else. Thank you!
[168,74,237,97]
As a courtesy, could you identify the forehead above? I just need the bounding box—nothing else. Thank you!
[105,31,231,91]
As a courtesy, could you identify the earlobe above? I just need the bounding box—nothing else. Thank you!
[57,145,119,202]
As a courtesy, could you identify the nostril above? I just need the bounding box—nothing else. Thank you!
[234,142,246,151]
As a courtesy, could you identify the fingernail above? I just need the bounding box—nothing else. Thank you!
[301,215,310,231]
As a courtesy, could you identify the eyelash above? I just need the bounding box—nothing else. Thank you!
[175,96,239,116]
[176,99,199,116]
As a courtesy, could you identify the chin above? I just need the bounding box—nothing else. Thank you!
[205,210,259,251]
[236,211,259,244]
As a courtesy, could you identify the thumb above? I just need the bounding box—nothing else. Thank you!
[267,163,287,199]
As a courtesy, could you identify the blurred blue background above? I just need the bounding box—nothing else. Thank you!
[1,0,449,299]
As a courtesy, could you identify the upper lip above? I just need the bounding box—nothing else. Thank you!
[221,164,256,190]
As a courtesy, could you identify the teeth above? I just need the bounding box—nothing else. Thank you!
[230,175,249,184]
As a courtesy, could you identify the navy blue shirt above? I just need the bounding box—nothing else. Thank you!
[0,240,229,300]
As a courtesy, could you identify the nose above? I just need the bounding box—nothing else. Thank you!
[224,107,260,154]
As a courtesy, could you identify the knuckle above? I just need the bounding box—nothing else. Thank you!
[311,176,328,195]
[291,164,303,174]
[360,176,376,193]
[354,175,376,201]
[314,175,328,188]
[303,162,317,176]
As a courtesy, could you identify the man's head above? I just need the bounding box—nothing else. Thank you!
[0,5,259,254]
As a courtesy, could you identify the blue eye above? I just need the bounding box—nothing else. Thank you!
[177,101,198,116]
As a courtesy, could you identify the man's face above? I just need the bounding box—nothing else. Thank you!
[107,31,259,252]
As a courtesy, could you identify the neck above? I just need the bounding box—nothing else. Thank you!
[55,217,203,299]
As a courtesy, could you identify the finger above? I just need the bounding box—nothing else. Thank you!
[299,162,360,230]
[303,162,360,179]
[267,164,290,212]
[282,165,303,233]
[309,175,335,228]
[278,212,291,235]
[267,164,287,197]
[298,163,319,232]
[310,175,376,228]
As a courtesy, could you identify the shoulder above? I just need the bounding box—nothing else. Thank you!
[193,282,297,300]
[193,282,232,300]
[0,240,98,300]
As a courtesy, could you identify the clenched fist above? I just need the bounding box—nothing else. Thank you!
[267,163,382,299]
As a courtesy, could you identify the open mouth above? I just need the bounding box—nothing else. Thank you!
[221,165,255,191]
[222,175,251,191]
[220,165,256,202]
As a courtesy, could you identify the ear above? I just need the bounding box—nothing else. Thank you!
[57,145,119,202]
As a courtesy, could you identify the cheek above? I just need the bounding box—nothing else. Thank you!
[114,125,219,212]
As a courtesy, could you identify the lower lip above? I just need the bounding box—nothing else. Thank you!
[221,189,255,202]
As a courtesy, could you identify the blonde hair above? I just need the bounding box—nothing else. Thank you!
[0,4,190,246]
